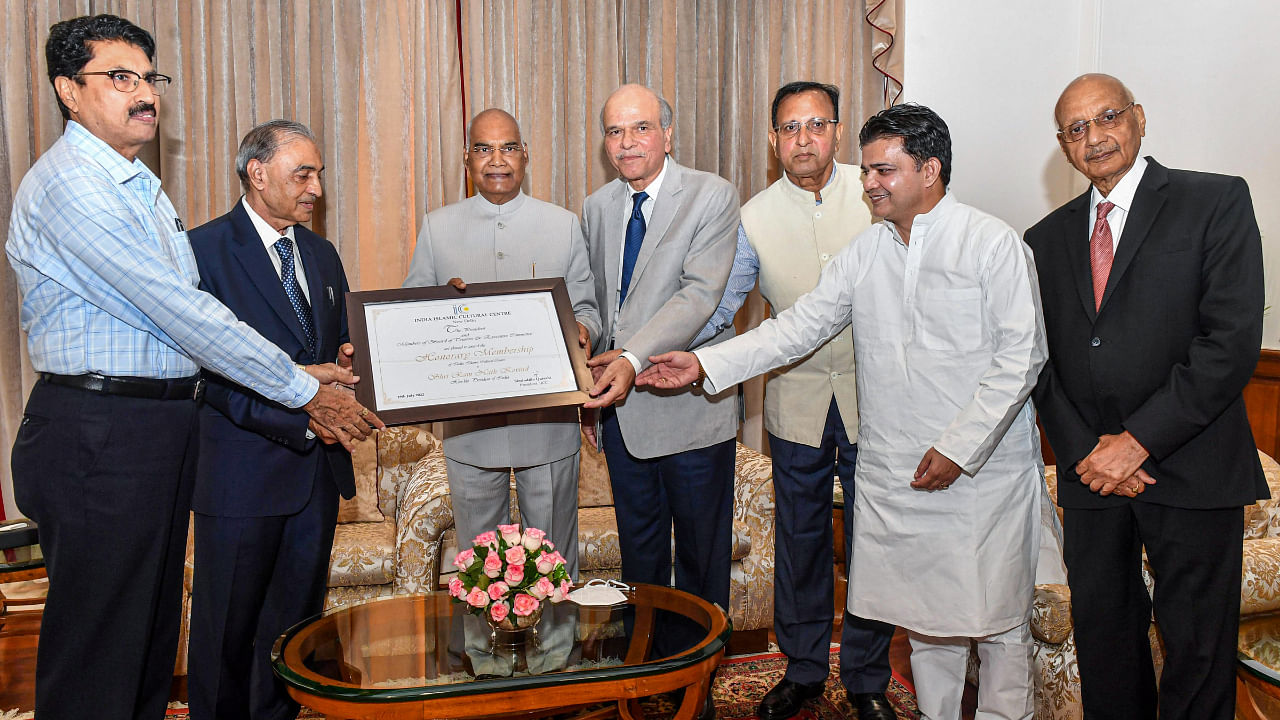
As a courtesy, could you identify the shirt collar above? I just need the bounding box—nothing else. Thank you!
[1090,155,1148,215]
[625,155,668,203]
[241,196,295,249]
[887,191,956,246]
[473,189,528,214]
[64,120,157,194]
[781,162,840,205]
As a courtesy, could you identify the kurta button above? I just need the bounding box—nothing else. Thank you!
[1090,337,1101,347]
[821,253,830,261]
[815,211,822,218]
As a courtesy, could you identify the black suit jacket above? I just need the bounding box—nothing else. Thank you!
[187,202,356,517]
[1027,158,1267,510]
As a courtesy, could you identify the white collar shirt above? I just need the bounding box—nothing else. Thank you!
[241,197,310,302]
[1089,155,1148,251]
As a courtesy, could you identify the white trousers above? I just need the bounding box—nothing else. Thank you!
[907,621,1033,720]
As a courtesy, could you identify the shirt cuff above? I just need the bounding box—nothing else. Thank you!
[620,351,642,375]
[285,367,321,409]
[692,349,724,394]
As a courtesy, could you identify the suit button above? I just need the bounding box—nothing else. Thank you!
[497,222,506,230]
[1090,337,1101,347]
[497,251,506,259]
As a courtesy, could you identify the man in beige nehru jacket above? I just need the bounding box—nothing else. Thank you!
[404,108,599,576]
[692,82,894,720]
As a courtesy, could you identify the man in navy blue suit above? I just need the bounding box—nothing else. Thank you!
[186,120,356,720]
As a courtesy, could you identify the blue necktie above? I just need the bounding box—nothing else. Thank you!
[274,236,317,360]
[619,191,648,305]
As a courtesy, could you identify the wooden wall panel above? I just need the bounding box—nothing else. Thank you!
[1245,350,1280,460]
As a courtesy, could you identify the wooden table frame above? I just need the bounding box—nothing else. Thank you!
[1237,665,1280,720]
[275,587,730,720]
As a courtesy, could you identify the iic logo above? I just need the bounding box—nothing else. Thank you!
[453,304,470,314]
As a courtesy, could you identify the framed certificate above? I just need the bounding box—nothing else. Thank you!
[346,279,593,424]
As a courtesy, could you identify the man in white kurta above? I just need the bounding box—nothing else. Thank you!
[639,104,1046,720]
[404,109,600,576]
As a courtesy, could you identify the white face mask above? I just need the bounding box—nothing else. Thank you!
[568,578,631,606]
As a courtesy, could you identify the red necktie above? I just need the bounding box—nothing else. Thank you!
[1090,201,1115,311]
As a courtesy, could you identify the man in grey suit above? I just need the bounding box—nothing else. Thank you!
[581,84,741,629]
[404,108,600,576]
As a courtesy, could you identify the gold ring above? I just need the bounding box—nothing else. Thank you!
[359,408,370,418]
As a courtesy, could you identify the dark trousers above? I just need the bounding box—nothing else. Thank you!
[189,465,339,720]
[1063,502,1244,720]
[601,408,735,613]
[11,380,198,720]
[769,398,894,692]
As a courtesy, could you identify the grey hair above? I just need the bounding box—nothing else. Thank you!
[599,85,673,131]
[235,120,317,188]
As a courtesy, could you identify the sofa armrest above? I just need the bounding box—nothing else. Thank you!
[1032,583,1073,644]
[377,424,441,514]
[1242,536,1280,616]
[392,451,454,595]
[730,442,775,632]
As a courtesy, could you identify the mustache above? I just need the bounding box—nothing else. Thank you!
[1084,144,1119,161]
[614,150,646,161]
[129,102,156,117]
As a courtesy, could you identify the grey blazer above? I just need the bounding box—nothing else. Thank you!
[582,158,740,459]
[404,192,601,467]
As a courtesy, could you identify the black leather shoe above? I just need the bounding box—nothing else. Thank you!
[851,691,895,720]
[757,678,826,720]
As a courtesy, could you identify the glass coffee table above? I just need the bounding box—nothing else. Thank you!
[1237,612,1280,719]
[272,582,730,719]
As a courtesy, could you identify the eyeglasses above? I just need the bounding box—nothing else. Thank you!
[1057,102,1134,143]
[775,117,837,138]
[469,143,525,156]
[75,70,172,95]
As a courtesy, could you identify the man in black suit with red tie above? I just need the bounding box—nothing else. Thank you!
[1026,73,1267,720]
[186,120,357,720]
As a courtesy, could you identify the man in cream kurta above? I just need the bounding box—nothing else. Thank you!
[640,105,1046,720]
[404,110,599,576]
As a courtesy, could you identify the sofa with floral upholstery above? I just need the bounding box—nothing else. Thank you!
[408,430,778,636]
[1028,450,1280,720]
[175,423,442,675]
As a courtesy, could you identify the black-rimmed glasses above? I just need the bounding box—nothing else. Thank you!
[75,70,172,95]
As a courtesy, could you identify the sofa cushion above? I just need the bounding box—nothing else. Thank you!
[579,506,621,572]
[578,433,614,508]
[337,434,384,524]
[328,517,395,588]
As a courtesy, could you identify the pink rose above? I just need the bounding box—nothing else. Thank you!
[448,577,465,599]
[513,593,540,617]
[504,545,527,567]
[490,600,510,623]
[521,527,546,550]
[536,550,564,575]
[504,563,525,585]
[483,552,503,578]
[473,530,498,549]
[531,576,555,600]
[551,579,572,603]
[498,523,522,545]
[453,548,475,571]
[488,581,510,601]
[466,587,489,608]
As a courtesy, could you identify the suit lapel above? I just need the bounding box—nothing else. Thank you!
[1100,159,1167,311]
[229,204,310,354]
[296,231,329,358]
[627,158,681,297]
[603,181,628,322]
[1061,190,1097,322]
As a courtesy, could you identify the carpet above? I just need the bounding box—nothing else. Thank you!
[1,646,918,720]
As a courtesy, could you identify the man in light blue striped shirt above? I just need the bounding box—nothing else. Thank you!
[6,15,381,719]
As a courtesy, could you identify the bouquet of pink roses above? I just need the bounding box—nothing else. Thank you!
[448,523,572,630]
